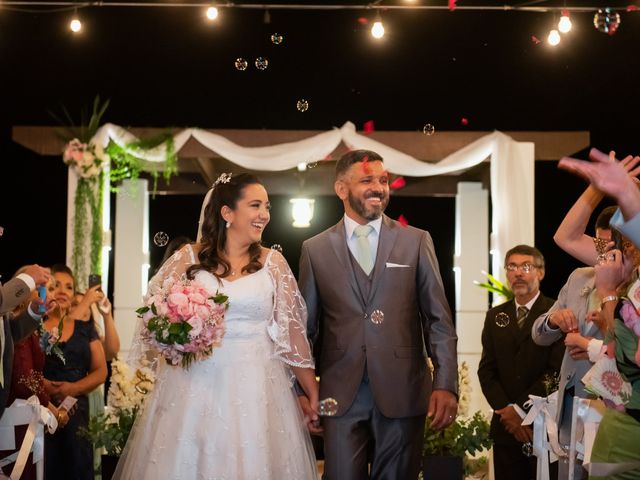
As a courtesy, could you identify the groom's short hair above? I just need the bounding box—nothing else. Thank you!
[335,149,384,178]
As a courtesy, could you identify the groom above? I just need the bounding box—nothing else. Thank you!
[298,149,459,479]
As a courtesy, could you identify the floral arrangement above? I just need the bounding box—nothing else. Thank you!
[423,361,492,476]
[80,356,155,456]
[37,320,65,364]
[62,138,107,179]
[53,96,178,290]
[136,279,228,369]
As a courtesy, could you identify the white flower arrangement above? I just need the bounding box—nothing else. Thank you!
[81,355,155,456]
[63,138,108,179]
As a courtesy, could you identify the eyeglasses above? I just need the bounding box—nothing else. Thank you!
[505,263,539,273]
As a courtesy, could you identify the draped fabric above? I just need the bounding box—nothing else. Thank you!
[90,121,534,279]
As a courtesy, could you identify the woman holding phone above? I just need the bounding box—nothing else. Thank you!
[43,264,107,480]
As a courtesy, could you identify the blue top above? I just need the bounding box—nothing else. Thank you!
[44,320,99,384]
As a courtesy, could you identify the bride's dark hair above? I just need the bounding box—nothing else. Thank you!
[187,173,264,280]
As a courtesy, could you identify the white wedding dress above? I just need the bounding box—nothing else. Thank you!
[113,246,318,480]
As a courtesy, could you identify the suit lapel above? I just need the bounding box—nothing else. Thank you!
[367,215,398,305]
[329,219,366,308]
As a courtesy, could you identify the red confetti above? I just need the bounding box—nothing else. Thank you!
[397,214,409,227]
[460,117,469,126]
[357,16,369,25]
[531,35,541,45]
[361,155,370,174]
[561,8,570,16]
[363,120,375,135]
[390,176,406,190]
[448,0,457,11]
[626,5,638,11]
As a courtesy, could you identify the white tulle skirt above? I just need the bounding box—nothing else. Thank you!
[113,331,318,480]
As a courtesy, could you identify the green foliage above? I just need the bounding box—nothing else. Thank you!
[72,174,103,278]
[423,411,492,459]
[79,407,138,457]
[475,270,514,301]
[49,95,110,143]
[106,133,177,195]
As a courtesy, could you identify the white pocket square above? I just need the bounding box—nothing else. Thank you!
[386,262,410,268]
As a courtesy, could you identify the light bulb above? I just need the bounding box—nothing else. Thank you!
[547,29,561,46]
[558,15,572,33]
[206,6,219,21]
[371,21,385,39]
[70,17,82,33]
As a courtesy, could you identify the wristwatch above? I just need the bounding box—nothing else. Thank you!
[600,295,619,309]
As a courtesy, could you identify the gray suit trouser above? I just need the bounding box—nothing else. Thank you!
[322,371,425,480]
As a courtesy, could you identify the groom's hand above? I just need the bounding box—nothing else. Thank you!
[428,389,458,430]
[298,395,323,435]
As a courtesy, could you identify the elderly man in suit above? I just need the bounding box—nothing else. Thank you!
[0,264,51,418]
[298,149,458,479]
[478,245,564,480]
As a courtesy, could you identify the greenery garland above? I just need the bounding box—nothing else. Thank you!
[56,96,178,288]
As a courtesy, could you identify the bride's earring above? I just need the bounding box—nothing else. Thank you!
[226,221,231,229]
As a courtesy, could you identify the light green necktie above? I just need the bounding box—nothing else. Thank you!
[354,224,374,275]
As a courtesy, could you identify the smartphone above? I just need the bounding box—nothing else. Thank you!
[37,285,47,314]
[88,273,102,290]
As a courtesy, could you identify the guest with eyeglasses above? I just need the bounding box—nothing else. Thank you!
[478,244,564,480]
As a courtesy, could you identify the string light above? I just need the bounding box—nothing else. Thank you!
[558,10,572,33]
[547,29,561,46]
[69,10,82,33]
[371,11,385,39]
[205,6,218,21]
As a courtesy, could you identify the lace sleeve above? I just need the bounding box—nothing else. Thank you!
[266,250,315,369]
[126,244,197,369]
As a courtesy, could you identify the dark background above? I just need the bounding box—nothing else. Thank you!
[1,0,638,313]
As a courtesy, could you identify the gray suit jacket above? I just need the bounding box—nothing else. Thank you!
[299,215,458,418]
[531,267,604,421]
[0,278,40,419]
[0,276,33,316]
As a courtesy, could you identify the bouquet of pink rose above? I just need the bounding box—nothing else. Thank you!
[136,279,228,369]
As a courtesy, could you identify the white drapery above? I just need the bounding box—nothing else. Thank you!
[90,120,534,281]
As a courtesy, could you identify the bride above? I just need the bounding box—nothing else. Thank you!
[113,173,319,479]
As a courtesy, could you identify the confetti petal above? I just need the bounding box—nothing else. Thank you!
[357,16,369,25]
[460,117,469,126]
[390,176,406,190]
[448,0,457,11]
[626,5,638,11]
[531,35,541,45]
[363,120,375,135]
[397,214,409,227]
[361,155,370,174]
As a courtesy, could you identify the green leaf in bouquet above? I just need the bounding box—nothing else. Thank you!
[136,306,150,315]
[212,292,229,305]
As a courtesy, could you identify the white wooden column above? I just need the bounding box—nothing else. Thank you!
[113,179,150,357]
[454,182,491,418]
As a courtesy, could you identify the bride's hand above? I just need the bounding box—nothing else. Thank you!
[298,395,323,435]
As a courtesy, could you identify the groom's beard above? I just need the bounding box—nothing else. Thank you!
[348,190,389,221]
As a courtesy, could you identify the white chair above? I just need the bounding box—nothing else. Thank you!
[0,396,57,480]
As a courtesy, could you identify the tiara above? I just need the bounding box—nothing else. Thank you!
[213,172,232,187]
